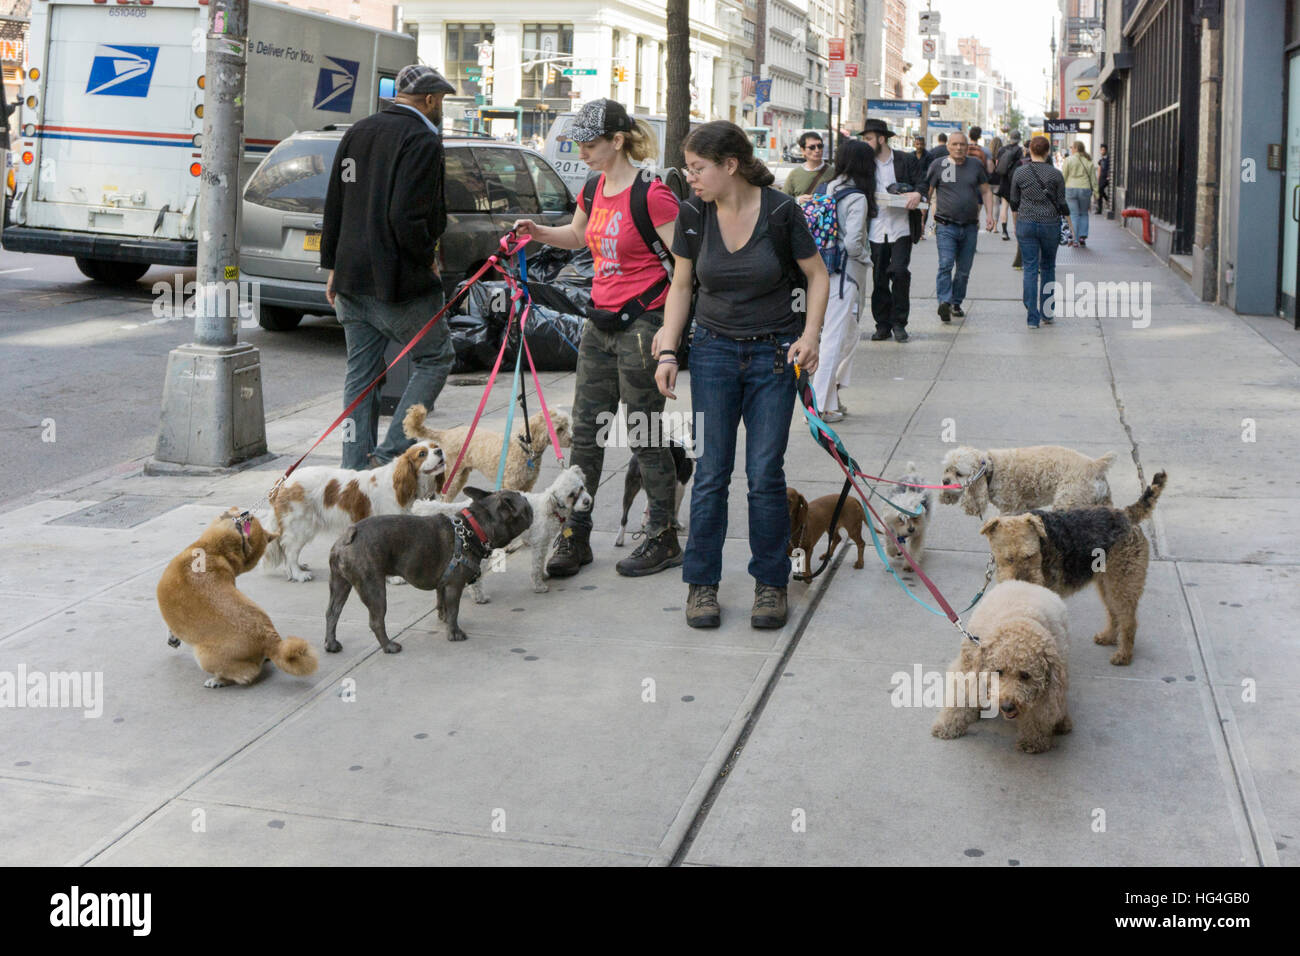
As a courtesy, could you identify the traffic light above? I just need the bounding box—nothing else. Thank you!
[615,66,627,83]
[546,66,557,84]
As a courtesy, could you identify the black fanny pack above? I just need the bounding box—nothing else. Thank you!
[586,275,670,332]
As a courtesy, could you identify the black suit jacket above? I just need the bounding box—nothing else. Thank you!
[321,105,446,303]
[868,148,924,243]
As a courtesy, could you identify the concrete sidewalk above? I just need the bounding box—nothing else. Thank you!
[1,218,1296,866]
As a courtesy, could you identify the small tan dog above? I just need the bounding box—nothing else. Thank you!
[787,488,866,580]
[157,507,318,688]
[939,445,1116,517]
[980,472,1166,666]
[932,580,1071,754]
[403,403,572,501]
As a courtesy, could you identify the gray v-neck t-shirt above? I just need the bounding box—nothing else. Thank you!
[672,187,817,338]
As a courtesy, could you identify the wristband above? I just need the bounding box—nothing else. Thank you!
[658,357,678,365]
[658,349,676,356]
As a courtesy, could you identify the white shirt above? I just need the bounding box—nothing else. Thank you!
[393,102,441,136]
[870,154,910,244]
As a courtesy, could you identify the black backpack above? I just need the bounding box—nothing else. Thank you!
[994,144,1023,179]
[580,173,677,332]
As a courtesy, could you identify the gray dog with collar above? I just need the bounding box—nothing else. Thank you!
[324,488,533,652]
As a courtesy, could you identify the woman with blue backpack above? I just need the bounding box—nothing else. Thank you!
[807,138,874,423]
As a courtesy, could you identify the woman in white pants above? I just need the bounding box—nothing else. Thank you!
[812,139,874,423]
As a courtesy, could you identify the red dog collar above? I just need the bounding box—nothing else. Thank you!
[459,509,490,545]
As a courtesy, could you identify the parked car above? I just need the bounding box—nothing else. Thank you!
[239,129,576,331]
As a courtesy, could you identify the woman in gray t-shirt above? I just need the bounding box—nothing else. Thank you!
[653,121,828,631]
[1010,135,1077,328]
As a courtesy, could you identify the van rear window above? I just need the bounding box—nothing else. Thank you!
[244,139,337,214]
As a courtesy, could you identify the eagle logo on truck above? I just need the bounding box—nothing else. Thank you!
[85,45,159,98]
[313,56,360,113]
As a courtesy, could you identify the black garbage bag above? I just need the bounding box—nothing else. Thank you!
[505,305,583,371]
[520,244,574,284]
[448,312,503,373]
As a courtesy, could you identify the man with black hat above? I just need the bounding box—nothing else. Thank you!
[322,64,458,470]
[859,118,924,343]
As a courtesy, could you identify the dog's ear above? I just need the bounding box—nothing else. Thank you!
[463,486,489,502]
[1027,513,1047,542]
[979,517,1000,537]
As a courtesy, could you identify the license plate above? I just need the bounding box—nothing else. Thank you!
[302,232,321,252]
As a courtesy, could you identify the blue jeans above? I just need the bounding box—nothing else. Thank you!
[1016,220,1060,325]
[935,222,979,306]
[684,325,798,588]
[1065,187,1092,239]
[336,289,455,469]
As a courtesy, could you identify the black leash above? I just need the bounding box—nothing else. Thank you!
[794,478,853,582]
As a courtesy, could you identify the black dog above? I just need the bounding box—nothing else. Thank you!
[324,488,533,652]
[615,438,695,547]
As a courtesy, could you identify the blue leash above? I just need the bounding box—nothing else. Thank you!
[495,247,530,490]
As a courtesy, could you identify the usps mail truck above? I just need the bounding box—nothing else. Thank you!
[3,0,414,283]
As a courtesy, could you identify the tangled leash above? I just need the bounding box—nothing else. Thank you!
[794,366,983,644]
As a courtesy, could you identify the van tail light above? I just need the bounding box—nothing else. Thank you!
[190,162,202,177]
[22,151,33,165]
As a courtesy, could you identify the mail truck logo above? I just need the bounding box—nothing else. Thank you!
[313,56,359,113]
[85,45,159,98]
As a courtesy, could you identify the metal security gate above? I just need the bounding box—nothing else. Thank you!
[1126,0,1199,253]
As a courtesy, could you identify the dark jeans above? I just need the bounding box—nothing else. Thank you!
[567,311,677,535]
[683,325,798,588]
[935,221,979,306]
[869,237,913,332]
[1016,219,1060,325]
[336,289,454,469]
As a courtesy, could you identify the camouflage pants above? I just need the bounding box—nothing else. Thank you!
[567,310,678,536]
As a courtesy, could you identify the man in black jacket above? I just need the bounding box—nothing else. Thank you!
[860,118,924,343]
[322,64,457,470]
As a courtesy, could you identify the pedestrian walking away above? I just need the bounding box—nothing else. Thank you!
[1010,135,1078,328]
[322,64,458,471]
[927,130,995,322]
[654,121,829,631]
[1096,144,1111,215]
[986,133,1004,233]
[782,131,832,199]
[923,133,949,177]
[1063,141,1099,245]
[860,118,924,343]
[992,130,1024,242]
[513,98,684,580]
[809,139,874,421]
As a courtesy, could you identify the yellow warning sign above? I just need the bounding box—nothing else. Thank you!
[1076,86,1092,100]
[919,72,939,96]
[224,266,239,280]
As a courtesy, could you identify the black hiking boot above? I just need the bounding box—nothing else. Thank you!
[615,528,683,577]
[545,519,593,578]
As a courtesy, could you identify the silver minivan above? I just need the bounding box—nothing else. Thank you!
[240,129,576,331]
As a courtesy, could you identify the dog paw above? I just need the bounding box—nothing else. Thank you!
[533,582,549,593]
[324,639,342,654]
[289,569,314,583]
[382,641,402,654]
[931,719,967,740]
[472,592,490,605]
[1016,736,1051,754]
[388,575,408,586]
[1055,715,1073,735]
[167,634,180,648]
[203,677,232,689]
[1109,650,1132,666]
[448,628,468,642]
[1092,630,1117,646]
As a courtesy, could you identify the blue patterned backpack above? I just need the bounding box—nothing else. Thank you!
[800,182,863,276]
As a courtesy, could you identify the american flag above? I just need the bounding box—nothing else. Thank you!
[741,74,757,98]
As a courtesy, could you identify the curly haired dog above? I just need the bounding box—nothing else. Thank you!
[931,580,1071,754]
[980,471,1166,666]
[403,403,572,501]
[881,462,933,566]
[157,508,318,688]
[939,445,1116,518]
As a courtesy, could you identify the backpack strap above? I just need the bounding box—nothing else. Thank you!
[627,173,675,276]
[580,175,600,217]
[766,190,803,289]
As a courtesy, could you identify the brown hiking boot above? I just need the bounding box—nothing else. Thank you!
[545,521,593,578]
[685,584,721,629]
[751,584,788,629]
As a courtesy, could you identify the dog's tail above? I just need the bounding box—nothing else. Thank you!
[402,403,436,440]
[1124,471,1167,524]
[1091,451,1118,475]
[269,636,318,677]
[260,499,286,571]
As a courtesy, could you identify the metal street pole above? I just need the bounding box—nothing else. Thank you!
[921,0,932,145]
[151,0,268,472]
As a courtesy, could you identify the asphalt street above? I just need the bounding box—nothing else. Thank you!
[0,248,347,505]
